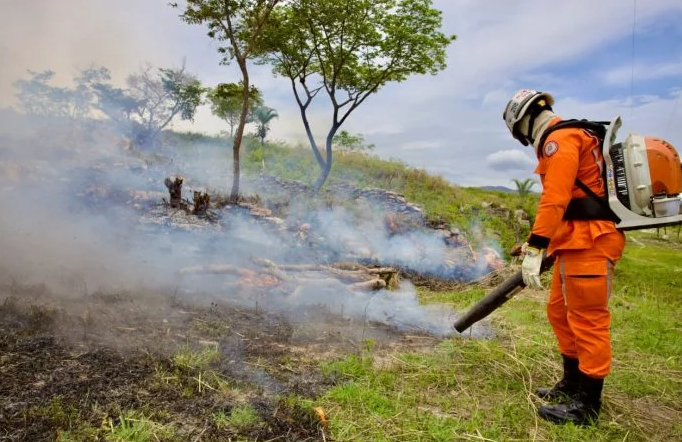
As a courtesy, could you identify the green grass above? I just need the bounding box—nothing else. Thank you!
[314,231,682,441]
[51,407,176,442]
[152,343,234,398]
[103,411,175,442]
[172,343,220,371]
[225,405,262,430]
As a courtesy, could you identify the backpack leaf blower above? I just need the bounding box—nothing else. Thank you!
[453,116,682,333]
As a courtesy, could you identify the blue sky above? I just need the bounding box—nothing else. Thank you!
[537,14,682,101]
[1,0,681,188]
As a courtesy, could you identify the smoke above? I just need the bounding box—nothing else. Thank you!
[0,113,498,340]
[0,0,203,107]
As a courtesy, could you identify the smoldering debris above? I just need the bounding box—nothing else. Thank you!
[0,117,504,339]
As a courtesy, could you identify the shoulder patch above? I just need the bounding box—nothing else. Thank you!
[544,141,559,157]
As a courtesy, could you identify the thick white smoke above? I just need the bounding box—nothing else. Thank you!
[0,113,497,339]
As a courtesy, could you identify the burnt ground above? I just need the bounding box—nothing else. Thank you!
[0,282,441,442]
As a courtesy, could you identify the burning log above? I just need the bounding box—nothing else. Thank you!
[179,264,283,291]
[164,176,184,208]
[366,267,399,274]
[181,258,398,294]
[367,267,400,289]
[179,264,246,275]
[251,257,397,276]
[324,267,367,280]
[332,262,364,271]
[251,258,399,290]
[252,260,324,272]
[193,190,210,215]
[350,278,387,291]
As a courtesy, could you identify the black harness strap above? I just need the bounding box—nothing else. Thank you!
[537,119,610,157]
[538,119,621,223]
[568,179,622,223]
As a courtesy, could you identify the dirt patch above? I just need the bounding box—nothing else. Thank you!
[0,283,439,441]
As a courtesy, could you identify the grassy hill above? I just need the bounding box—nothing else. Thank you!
[197,135,539,257]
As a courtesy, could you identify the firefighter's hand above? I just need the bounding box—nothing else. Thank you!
[521,243,544,289]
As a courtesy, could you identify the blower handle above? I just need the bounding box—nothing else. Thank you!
[453,255,554,333]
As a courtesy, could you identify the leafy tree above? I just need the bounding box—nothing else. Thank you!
[70,66,111,119]
[123,62,205,148]
[173,0,282,199]
[332,130,375,153]
[252,105,279,144]
[13,67,111,120]
[14,71,75,118]
[511,178,536,198]
[258,0,456,191]
[13,70,70,117]
[91,82,140,127]
[207,82,262,138]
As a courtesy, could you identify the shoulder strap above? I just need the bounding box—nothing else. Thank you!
[537,119,610,157]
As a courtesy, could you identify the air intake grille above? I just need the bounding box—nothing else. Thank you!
[610,143,631,209]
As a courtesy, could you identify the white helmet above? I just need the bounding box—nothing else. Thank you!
[503,89,554,146]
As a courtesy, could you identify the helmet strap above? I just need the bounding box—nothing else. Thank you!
[526,111,539,145]
[523,100,553,146]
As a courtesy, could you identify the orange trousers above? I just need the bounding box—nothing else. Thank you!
[547,231,626,378]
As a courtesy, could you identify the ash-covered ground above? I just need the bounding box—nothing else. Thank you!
[0,117,503,440]
[0,280,449,441]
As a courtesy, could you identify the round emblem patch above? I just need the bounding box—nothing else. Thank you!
[544,141,559,157]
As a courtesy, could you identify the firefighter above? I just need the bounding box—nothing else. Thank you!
[502,89,626,425]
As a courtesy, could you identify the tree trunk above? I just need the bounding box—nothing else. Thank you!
[312,125,340,192]
[302,111,326,169]
[313,161,332,192]
[290,78,326,170]
[231,59,251,200]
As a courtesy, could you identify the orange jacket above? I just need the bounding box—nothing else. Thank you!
[527,118,620,255]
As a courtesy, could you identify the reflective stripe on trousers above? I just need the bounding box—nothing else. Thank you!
[547,231,625,378]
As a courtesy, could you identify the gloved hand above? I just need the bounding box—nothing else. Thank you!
[521,242,545,289]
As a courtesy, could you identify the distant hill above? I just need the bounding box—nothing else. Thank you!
[478,185,516,193]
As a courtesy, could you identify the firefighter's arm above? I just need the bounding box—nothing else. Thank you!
[527,132,582,249]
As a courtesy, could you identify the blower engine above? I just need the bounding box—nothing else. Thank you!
[604,116,682,230]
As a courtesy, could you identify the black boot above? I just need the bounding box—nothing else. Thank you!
[538,371,604,426]
[536,355,579,402]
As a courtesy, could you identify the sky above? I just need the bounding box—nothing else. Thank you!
[1,0,681,188]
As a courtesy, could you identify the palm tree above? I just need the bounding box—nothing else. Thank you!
[252,106,279,145]
[511,178,537,198]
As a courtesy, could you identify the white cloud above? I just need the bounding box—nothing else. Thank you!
[400,140,442,151]
[486,150,535,172]
[601,60,682,86]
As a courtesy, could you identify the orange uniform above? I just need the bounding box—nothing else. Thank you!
[528,118,625,378]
